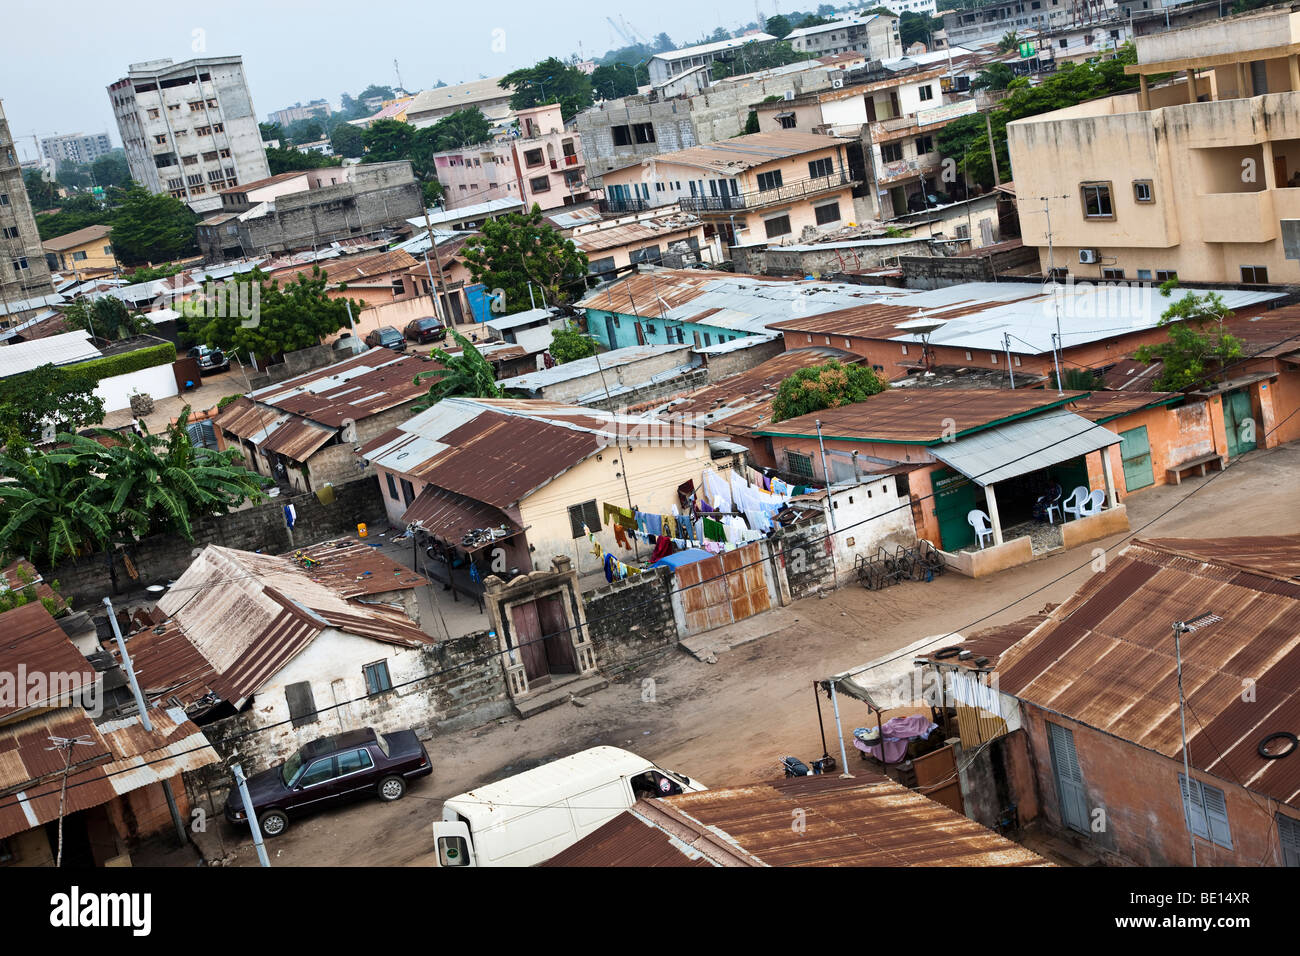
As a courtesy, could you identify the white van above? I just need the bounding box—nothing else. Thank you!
[431,746,706,867]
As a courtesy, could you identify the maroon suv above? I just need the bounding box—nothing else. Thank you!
[224,727,431,837]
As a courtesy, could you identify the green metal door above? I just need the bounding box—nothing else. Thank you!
[932,468,978,551]
[1223,389,1257,458]
[1118,425,1154,492]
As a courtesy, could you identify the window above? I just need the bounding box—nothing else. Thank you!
[881,142,903,163]
[523,148,544,168]
[386,473,399,501]
[285,681,318,728]
[363,660,392,696]
[1102,268,1124,280]
[299,757,335,787]
[338,748,374,775]
[1241,265,1268,283]
[814,202,841,225]
[611,125,633,147]
[1137,269,1152,280]
[0,226,17,239]
[0,194,8,206]
[633,123,655,144]
[918,84,934,101]
[778,113,797,129]
[182,155,198,165]
[11,257,28,273]
[0,837,13,863]
[785,450,816,481]
[808,157,835,180]
[756,170,783,191]
[154,134,167,145]
[1059,37,1068,48]
[764,214,792,238]
[400,479,415,506]
[1280,814,1300,867]
[1179,774,1233,850]
[1081,182,1113,218]
[568,499,600,538]
[1156,270,1178,282]
[71,250,87,262]
[1133,180,1153,203]
[530,176,551,192]
[915,135,934,155]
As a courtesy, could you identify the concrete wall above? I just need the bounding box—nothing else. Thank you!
[762,237,934,276]
[93,363,180,413]
[818,474,917,567]
[771,513,837,601]
[48,475,389,607]
[692,337,785,380]
[504,346,695,403]
[584,568,680,672]
[898,244,1039,287]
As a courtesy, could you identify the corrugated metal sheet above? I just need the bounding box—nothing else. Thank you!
[498,343,691,392]
[757,388,1083,444]
[283,538,425,597]
[0,604,97,720]
[245,350,433,427]
[998,535,1300,810]
[546,774,1047,867]
[401,486,521,544]
[258,414,337,460]
[1071,390,1182,423]
[930,407,1121,487]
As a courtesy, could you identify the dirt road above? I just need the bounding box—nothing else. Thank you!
[211,441,1300,866]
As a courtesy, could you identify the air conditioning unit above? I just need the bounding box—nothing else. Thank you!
[831,77,845,89]
[1078,248,1100,264]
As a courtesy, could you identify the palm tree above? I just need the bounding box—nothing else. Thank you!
[0,444,113,566]
[412,330,503,411]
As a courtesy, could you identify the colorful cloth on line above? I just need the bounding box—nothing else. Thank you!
[702,516,726,542]
[603,502,636,529]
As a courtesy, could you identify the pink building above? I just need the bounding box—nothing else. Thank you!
[433,103,595,212]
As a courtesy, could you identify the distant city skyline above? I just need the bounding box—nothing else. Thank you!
[0,0,782,162]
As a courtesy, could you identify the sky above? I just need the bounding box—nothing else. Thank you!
[0,0,769,161]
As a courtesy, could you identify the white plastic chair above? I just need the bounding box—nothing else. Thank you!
[968,509,993,549]
[1062,486,1089,521]
[1037,486,1063,525]
[1080,489,1106,517]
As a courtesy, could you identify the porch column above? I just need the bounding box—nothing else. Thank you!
[1138,74,1150,111]
[1101,449,1119,510]
[1187,69,1198,103]
[984,484,1004,547]
[1290,54,1300,93]
[1238,62,1251,98]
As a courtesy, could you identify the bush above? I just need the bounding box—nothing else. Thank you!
[70,341,177,382]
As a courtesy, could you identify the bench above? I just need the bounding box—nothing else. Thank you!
[1166,452,1226,485]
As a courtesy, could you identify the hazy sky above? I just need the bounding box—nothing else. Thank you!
[0,0,768,160]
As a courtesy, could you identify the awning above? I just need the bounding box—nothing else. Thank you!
[827,633,970,710]
[260,415,336,461]
[775,111,795,120]
[403,485,521,550]
[929,408,1120,488]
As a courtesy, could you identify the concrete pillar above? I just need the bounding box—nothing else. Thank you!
[1290,55,1300,92]
[1101,449,1119,509]
[1187,69,1199,103]
[1238,62,1251,98]
[1264,139,1279,190]
[1138,74,1151,111]
[984,484,1004,547]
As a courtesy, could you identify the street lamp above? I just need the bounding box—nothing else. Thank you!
[1173,611,1222,869]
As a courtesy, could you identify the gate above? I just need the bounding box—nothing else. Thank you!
[1118,425,1154,492]
[673,542,773,636]
[1223,389,1257,458]
[932,468,977,551]
[912,744,964,815]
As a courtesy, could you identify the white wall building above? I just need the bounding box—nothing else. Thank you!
[786,14,903,61]
[108,56,271,215]
[648,34,779,87]
[39,132,114,172]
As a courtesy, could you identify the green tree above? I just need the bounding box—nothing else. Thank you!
[62,297,151,341]
[361,119,418,162]
[770,360,886,423]
[330,123,365,158]
[549,321,598,364]
[743,110,761,135]
[259,121,283,142]
[972,63,1015,91]
[460,205,589,315]
[502,58,594,122]
[591,63,641,100]
[357,84,396,104]
[710,40,810,81]
[23,168,59,210]
[0,364,105,445]
[191,269,361,364]
[0,562,63,617]
[265,144,343,173]
[0,443,112,566]
[414,330,503,407]
[766,14,794,38]
[109,184,199,265]
[428,108,493,151]
[1134,284,1244,391]
[283,118,325,145]
[997,31,1020,53]
[796,15,832,28]
[90,152,131,188]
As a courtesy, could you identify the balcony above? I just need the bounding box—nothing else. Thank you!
[564,154,580,167]
[876,156,942,186]
[1197,191,1277,244]
[678,172,853,214]
[599,196,653,214]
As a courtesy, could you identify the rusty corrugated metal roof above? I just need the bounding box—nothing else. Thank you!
[0,604,97,721]
[920,610,1054,671]
[997,535,1300,810]
[1,559,68,616]
[546,774,1047,867]
[245,350,433,427]
[1070,390,1182,424]
[283,538,425,598]
[401,486,521,545]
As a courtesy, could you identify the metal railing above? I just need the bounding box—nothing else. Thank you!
[678,172,852,213]
[599,196,653,214]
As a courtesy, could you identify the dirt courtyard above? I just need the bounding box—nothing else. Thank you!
[202,440,1300,867]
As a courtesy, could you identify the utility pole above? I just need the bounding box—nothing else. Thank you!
[232,763,271,867]
[420,205,447,325]
[47,735,96,867]
[984,111,1001,187]
[1004,332,1015,388]
[1172,612,1222,869]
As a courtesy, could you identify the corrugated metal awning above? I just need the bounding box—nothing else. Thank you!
[929,408,1120,487]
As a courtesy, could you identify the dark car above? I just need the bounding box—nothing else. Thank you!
[403,317,446,344]
[188,344,230,373]
[224,727,431,837]
[365,326,406,351]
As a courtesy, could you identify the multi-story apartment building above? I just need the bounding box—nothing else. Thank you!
[598,131,858,254]
[881,0,938,15]
[108,56,271,215]
[268,99,332,127]
[1007,9,1300,285]
[943,0,1119,47]
[786,13,903,61]
[39,132,113,172]
[404,78,515,128]
[647,34,779,87]
[434,104,594,212]
[752,51,983,220]
[0,100,57,323]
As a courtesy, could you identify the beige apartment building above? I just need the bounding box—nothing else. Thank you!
[1008,9,1300,285]
[598,131,858,254]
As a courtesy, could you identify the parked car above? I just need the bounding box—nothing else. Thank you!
[333,332,369,356]
[365,326,406,351]
[187,344,230,373]
[224,727,431,837]
[403,317,446,344]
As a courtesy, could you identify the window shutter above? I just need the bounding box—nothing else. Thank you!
[1178,774,1210,840]
[1279,814,1300,867]
[285,681,318,728]
[1201,783,1233,850]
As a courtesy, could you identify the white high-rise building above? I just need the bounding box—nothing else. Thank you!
[108,56,270,214]
[39,131,114,172]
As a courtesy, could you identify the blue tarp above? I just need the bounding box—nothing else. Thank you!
[651,548,713,571]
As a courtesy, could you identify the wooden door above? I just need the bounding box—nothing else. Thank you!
[536,593,578,675]
[509,601,549,681]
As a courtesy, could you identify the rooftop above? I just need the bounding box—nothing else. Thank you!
[652,33,779,63]
[406,78,513,116]
[605,131,853,177]
[997,534,1300,812]
[0,330,100,379]
[41,223,113,252]
[498,343,693,393]
[0,603,97,720]
[281,538,425,598]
